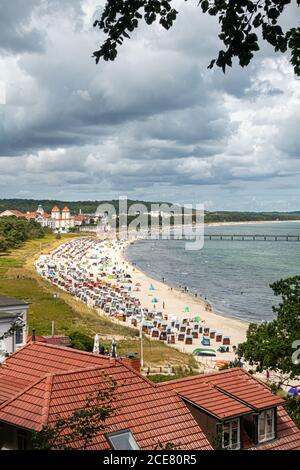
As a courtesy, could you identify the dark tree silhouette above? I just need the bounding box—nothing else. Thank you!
[93,0,300,75]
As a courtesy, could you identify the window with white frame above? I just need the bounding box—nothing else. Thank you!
[106,430,140,450]
[258,409,275,443]
[222,418,240,450]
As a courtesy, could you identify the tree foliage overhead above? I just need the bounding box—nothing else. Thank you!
[93,0,300,75]
[238,276,300,380]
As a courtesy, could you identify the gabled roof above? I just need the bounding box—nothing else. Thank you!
[24,212,38,218]
[0,295,28,308]
[26,335,71,346]
[159,368,284,420]
[0,343,212,450]
[51,206,60,213]
[0,210,25,217]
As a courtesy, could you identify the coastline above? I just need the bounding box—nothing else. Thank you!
[115,219,300,351]
[120,218,300,322]
[118,238,249,353]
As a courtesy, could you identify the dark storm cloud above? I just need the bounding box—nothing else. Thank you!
[0,0,299,210]
[0,0,45,53]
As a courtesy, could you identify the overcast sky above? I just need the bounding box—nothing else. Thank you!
[0,0,299,210]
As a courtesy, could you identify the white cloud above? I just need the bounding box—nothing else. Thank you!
[0,0,299,210]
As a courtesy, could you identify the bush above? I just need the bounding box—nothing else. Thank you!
[0,217,45,250]
[69,331,94,352]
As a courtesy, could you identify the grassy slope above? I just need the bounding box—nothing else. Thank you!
[0,234,197,368]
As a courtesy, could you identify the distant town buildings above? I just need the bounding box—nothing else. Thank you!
[0,204,95,233]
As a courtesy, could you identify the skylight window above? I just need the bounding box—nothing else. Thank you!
[106,430,140,450]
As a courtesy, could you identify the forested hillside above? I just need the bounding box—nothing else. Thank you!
[0,199,300,223]
[0,217,46,253]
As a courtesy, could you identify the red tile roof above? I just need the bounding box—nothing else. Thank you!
[24,212,38,218]
[159,368,284,419]
[0,343,212,450]
[0,344,299,450]
[27,335,71,346]
[7,210,25,217]
[74,215,90,221]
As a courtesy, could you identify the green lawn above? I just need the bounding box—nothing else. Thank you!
[0,234,198,368]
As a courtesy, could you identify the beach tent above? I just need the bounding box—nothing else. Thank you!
[193,348,216,357]
[201,337,211,346]
[152,297,158,303]
[149,285,155,291]
[217,346,230,353]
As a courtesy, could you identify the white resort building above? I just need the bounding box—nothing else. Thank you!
[0,204,83,233]
[50,206,75,232]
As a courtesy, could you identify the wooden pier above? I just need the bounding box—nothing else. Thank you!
[203,234,300,241]
[154,233,300,242]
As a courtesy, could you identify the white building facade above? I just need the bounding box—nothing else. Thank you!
[0,295,29,359]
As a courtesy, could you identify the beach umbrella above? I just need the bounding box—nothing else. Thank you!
[135,282,141,287]
[149,284,155,291]
[183,306,190,313]
[93,334,100,354]
[152,297,158,303]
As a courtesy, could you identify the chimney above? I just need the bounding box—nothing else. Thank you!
[120,356,141,372]
[119,352,141,372]
[32,329,36,343]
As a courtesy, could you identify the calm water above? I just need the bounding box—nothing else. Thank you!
[126,223,300,323]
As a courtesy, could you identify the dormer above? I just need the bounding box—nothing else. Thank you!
[158,368,285,450]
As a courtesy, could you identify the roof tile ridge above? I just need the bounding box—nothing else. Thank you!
[212,382,284,411]
[41,374,54,428]
[0,342,32,368]
[238,368,282,394]
[157,368,239,387]
[28,342,112,359]
[0,373,51,411]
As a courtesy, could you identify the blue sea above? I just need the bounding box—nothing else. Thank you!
[126,222,300,323]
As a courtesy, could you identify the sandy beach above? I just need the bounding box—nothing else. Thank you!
[36,218,300,371]
[106,237,249,363]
